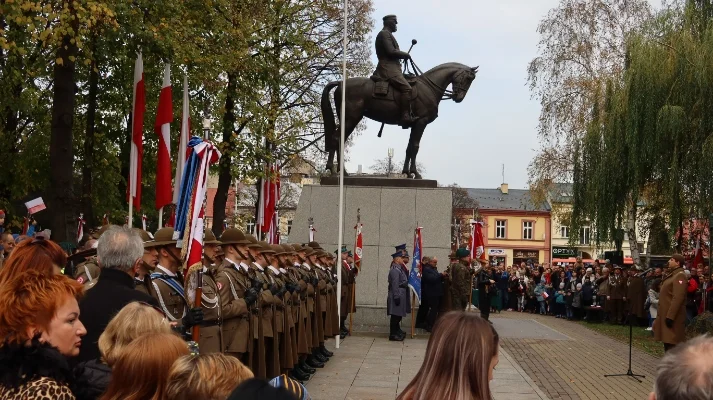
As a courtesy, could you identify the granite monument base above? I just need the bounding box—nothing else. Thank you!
[290,182,452,330]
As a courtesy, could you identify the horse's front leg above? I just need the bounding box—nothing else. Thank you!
[409,120,428,179]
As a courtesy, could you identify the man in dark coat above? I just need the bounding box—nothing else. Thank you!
[77,226,161,363]
[420,257,444,331]
[387,249,410,341]
[625,265,646,324]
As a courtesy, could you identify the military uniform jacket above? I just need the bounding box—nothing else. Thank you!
[73,256,100,289]
[300,263,316,314]
[266,266,286,333]
[340,261,351,316]
[315,265,329,313]
[150,266,187,326]
[186,262,222,354]
[251,264,276,338]
[374,29,408,79]
[215,260,251,354]
[654,267,688,344]
[450,262,471,302]
[609,275,627,299]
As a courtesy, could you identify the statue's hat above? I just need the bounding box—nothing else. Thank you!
[383,14,397,21]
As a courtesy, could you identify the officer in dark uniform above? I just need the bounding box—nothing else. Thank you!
[373,14,414,127]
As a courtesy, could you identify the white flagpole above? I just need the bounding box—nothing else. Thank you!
[336,0,348,350]
[158,207,163,228]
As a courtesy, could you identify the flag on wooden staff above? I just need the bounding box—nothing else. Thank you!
[22,217,29,235]
[76,213,85,242]
[155,63,173,210]
[354,222,363,270]
[470,220,487,265]
[128,52,145,211]
[174,137,221,273]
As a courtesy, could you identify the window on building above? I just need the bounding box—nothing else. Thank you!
[560,226,569,238]
[287,219,293,234]
[579,226,591,245]
[246,218,256,235]
[495,220,506,239]
[523,221,533,240]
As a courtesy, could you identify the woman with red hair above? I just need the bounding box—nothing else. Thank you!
[0,236,67,286]
[0,270,86,399]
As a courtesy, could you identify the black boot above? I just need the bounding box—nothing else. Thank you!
[320,345,334,358]
[300,359,316,374]
[389,334,405,341]
[313,349,329,363]
[306,355,324,368]
[290,367,311,382]
[399,91,415,128]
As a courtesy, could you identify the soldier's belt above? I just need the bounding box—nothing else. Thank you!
[200,319,222,327]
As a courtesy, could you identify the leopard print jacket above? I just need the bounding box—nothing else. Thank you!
[0,377,75,400]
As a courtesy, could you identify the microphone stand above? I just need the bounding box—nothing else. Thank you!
[603,312,645,382]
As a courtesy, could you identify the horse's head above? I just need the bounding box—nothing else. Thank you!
[451,66,478,103]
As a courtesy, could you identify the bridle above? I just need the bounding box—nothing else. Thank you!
[404,59,473,100]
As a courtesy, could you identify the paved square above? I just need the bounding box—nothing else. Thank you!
[492,318,571,340]
[306,335,548,400]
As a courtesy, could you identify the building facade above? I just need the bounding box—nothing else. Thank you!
[460,184,552,266]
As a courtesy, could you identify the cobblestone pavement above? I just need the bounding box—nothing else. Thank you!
[306,335,547,400]
[493,311,661,400]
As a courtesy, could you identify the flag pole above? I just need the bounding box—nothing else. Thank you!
[128,201,133,228]
[350,210,359,336]
[335,0,348,350]
[158,207,163,228]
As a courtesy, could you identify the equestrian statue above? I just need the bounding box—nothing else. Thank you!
[321,14,478,179]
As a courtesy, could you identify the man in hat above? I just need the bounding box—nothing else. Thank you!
[608,264,627,324]
[294,244,327,369]
[373,15,415,127]
[338,245,351,338]
[215,229,258,370]
[476,257,496,321]
[149,227,202,331]
[346,250,358,320]
[654,254,688,351]
[184,229,224,354]
[321,252,340,341]
[132,228,160,294]
[450,248,473,312]
[71,224,113,288]
[387,249,410,341]
[625,265,646,325]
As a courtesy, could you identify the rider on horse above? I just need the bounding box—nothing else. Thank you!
[372,15,414,127]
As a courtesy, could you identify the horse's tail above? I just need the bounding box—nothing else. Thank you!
[321,81,340,152]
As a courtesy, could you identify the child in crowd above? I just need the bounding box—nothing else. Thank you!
[555,282,566,318]
[571,283,583,320]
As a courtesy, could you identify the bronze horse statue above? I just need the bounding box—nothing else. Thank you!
[321,62,478,178]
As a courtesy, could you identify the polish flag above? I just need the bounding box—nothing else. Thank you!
[694,236,704,268]
[76,214,85,242]
[128,52,146,210]
[354,222,363,270]
[24,197,46,215]
[173,75,190,205]
[470,220,487,265]
[102,212,109,226]
[154,64,173,210]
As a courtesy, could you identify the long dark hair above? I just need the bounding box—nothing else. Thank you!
[397,312,499,400]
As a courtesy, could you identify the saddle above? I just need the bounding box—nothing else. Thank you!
[370,74,419,100]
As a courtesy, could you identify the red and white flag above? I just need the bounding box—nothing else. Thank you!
[25,197,46,215]
[694,236,704,268]
[76,213,85,242]
[173,75,190,205]
[142,214,147,231]
[102,212,109,226]
[470,220,487,265]
[128,52,146,211]
[354,222,363,270]
[259,165,279,235]
[155,63,173,210]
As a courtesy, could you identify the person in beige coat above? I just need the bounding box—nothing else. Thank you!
[653,254,688,352]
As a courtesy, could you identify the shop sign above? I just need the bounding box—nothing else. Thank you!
[514,249,539,259]
[552,247,577,258]
[488,249,506,256]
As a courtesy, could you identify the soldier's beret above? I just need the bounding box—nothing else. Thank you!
[383,14,397,21]
[455,248,470,258]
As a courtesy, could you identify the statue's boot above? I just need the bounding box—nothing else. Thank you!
[399,91,415,128]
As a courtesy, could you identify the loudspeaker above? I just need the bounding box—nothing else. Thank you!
[604,251,624,266]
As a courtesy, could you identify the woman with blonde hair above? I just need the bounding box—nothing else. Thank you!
[100,333,189,400]
[165,353,254,400]
[397,312,499,400]
[74,301,173,398]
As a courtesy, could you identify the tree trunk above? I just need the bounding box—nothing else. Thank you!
[211,73,236,237]
[81,56,98,227]
[49,34,78,243]
[626,196,641,266]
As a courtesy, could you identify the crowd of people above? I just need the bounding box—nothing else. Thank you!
[0,223,367,399]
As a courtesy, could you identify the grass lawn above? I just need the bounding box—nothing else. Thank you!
[576,321,664,358]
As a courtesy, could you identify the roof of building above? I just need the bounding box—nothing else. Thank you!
[465,187,551,212]
[549,182,574,204]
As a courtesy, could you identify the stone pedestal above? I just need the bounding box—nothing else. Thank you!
[290,181,452,329]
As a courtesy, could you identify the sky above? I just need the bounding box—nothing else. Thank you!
[344,0,660,190]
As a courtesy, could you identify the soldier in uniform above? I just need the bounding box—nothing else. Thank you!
[184,229,223,354]
[215,229,257,370]
[244,235,280,379]
[306,242,335,360]
[373,14,415,127]
[450,248,472,312]
[149,228,202,332]
[321,252,340,340]
[609,265,627,324]
[293,244,327,369]
[387,249,409,341]
[338,246,351,338]
[133,228,159,295]
[625,265,646,325]
[346,250,358,328]
[72,225,111,289]
[654,254,688,352]
[262,243,293,378]
[476,258,495,321]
